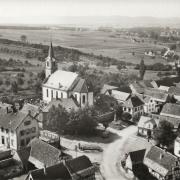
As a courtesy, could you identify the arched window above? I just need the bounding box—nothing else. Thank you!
[61,92,63,98]
[82,95,86,104]
[46,89,49,97]
[51,90,53,99]
[56,91,58,99]
[47,61,49,67]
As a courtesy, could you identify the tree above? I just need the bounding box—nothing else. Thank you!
[139,58,146,80]
[20,35,27,43]
[154,120,175,147]
[37,70,45,81]
[121,112,132,121]
[115,105,123,120]
[44,105,69,134]
[11,81,18,93]
[17,77,24,85]
[66,107,97,136]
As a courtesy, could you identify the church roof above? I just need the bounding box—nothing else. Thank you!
[48,42,54,59]
[43,70,79,91]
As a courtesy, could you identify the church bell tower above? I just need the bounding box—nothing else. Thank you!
[45,42,57,78]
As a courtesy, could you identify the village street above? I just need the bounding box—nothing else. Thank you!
[101,125,138,180]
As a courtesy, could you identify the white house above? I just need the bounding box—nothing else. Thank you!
[42,43,93,108]
[174,136,180,158]
[0,112,39,150]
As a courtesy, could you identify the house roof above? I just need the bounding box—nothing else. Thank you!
[138,116,154,128]
[0,112,28,130]
[111,90,130,102]
[168,86,180,96]
[43,98,79,113]
[156,77,180,87]
[20,103,40,117]
[65,155,94,175]
[144,88,168,102]
[43,70,78,91]
[144,146,177,177]
[72,78,88,93]
[28,138,62,168]
[129,149,146,164]
[160,103,180,117]
[29,162,70,180]
[159,86,169,92]
[123,95,144,108]
[101,84,118,94]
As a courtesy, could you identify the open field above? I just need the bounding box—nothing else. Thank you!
[0,29,168,65]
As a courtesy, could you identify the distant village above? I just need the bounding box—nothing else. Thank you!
[1,39,180,180]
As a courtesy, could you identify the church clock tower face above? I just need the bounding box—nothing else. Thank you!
[45,42,57,78]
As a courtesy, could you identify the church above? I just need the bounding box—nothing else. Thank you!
[42,43,94,108]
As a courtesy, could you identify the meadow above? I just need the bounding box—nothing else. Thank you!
[0,28,168,65]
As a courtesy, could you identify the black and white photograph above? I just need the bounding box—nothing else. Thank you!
[0,0,180,179]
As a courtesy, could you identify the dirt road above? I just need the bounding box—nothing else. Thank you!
[101,125,137,180]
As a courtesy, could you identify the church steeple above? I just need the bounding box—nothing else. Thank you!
[48,42,54,59]
[45,42,57,78]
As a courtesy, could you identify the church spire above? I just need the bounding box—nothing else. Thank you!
[48,42,54,59]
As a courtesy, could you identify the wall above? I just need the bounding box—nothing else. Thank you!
[16,115,39,149]
[174,139,180,157]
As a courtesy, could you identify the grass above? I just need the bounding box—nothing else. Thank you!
[0,29,169,65]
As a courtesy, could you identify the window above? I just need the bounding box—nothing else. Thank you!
[47,61,49,67]
[20,139,25,146]
[1,127,4,132]
[56,91,58,99]
[51,90,53,99]
[31,127,36,133]
[24,121,31,126]
[61,92,63,98]
[128,108,131,112]
[6,129,9,134]
[11,139,14,146]
[26,129,31,135]
[1,136,4,144]
[82,95,86,104]
[46,89,49,97]
[20,130,25,136]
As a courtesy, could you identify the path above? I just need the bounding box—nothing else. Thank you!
[101,125,137,180]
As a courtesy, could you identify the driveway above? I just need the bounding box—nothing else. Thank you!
[101,125,138,180]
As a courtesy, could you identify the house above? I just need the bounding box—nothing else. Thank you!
[138,116,157,137]
[0,102,13,114]
[160,103,180,119]
[100,84,118,94]
[159,85,170,92]
[168,86,180,101]
[144,146,180,180]
[129,80,158,94]
[125,149,146,174]
[28,138,69,169]
[106,90,130,103]
[25,155,95,180]
[122,95,144,118]
[42,42,93,107]
[145,50,155,58]
[0,112,39,150]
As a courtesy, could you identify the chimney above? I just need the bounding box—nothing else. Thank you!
[43,165,47,176]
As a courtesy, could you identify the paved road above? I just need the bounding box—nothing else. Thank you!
[101,125,137,180]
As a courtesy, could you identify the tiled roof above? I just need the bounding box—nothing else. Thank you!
[111,90,130,102]
[129,149,146,164]
[43,70,78,91]
[168,86,180,96]
[72,78,88,93]
[28,138,62,168]
[123,95,144,108]
[144,146,177,177]
[101,84,118,94]
[160,103,180,117]
[29,162,70,180]
[144,88,168,102]
[0,112,28,130]
[20,103,40,117]
[43,98,79,112]
[65,155,94,175]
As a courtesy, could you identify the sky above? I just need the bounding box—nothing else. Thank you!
[0,0,180,24]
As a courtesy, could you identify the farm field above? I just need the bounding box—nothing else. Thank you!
[0,28,168,65]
